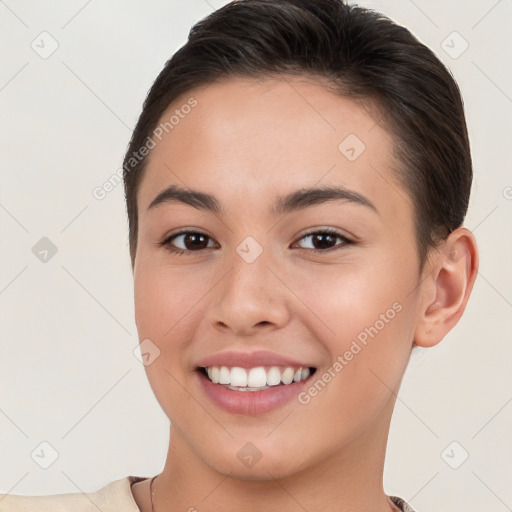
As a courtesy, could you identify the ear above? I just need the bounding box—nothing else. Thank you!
[414,227,479,348]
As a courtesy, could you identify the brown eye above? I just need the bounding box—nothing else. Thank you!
[295,229,352,253]
[159,228,353,256]
[160,231,216,255]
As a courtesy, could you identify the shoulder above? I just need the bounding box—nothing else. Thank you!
[0,476,146,512]
[390,495,418,512]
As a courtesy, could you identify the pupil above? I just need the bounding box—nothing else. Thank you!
[186,233,207,250]
[182,233,336,251]
[314,234,334,249]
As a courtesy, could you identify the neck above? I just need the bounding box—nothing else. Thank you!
[153,408,397,512]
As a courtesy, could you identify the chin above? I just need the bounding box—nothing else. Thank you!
[198,439,314,481]
[210,458,302,482]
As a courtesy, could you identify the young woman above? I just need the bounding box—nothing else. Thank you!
[0,1,478,511]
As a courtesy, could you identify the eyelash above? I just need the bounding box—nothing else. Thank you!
[158,227,354,256]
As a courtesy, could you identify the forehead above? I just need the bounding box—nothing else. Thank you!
[137,76,407,222]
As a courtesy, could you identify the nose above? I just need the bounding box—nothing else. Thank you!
[206,247,291,337]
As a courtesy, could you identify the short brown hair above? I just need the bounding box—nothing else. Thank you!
[122,0,472,269]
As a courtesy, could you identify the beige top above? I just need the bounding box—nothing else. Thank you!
[0,476,417,511]
[0,476,145,512]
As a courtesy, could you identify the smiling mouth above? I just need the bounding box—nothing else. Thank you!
[197,365,317,391]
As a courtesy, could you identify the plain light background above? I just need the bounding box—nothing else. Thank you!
[0,0,511,510]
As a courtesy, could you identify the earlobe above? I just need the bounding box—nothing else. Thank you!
[414,227,479,348]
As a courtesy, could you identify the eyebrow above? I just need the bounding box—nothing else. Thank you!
[147,184,378,216]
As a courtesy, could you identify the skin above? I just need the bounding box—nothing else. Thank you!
[130,76,478,512]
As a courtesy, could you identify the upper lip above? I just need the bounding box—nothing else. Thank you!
[195,350,315,369]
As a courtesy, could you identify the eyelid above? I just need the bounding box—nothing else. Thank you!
[292,227,354,251]
[163,227,208,238]
[295,226,354,241]
[158,226,355,256]
[158,228,217,249]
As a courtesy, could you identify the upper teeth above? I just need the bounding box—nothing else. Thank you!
[205,366,311,389]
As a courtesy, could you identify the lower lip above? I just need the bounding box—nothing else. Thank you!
[196,369,313,415]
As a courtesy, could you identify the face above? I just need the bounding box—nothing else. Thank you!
[133,76,426,479]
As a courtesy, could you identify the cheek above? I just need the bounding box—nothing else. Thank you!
[133,255,199,339]
[295,250,416,337]
[133,260,201,426]
[294,253,418,404]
